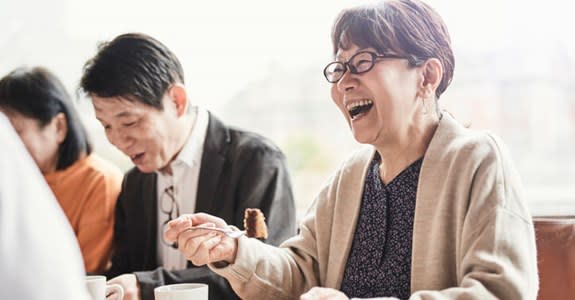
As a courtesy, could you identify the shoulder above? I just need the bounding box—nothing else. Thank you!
[424,114,526,213]
[85,154,124,176]
[206,112,284,157]
[67,155,123,198]
[428,113,511,167]
[229,126,283,155]
[77,154,124,184]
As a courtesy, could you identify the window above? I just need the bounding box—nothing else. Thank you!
[2,0,573,216]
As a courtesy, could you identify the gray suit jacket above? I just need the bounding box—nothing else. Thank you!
[105,112,296,300]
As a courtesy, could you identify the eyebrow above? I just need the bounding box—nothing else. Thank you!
[115,111,135,118]
[335,47,370,61]
[95,111,135,123]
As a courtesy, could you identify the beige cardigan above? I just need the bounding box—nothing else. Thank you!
[212,114,538,300]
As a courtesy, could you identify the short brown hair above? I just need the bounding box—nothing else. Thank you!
[331,0,454,98]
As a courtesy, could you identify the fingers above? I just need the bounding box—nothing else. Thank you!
[164,213,228,243]
[175,226,238,265]
[181,232,222,265]
[164,213,236,266]
[105,274,138,300]
[164,216,192,243]
[300,287,321,300]
[212,237,239,264]
[106,276,121,286]
[192,213,228,227]
[300,287,349,300]
[105,290,118,300]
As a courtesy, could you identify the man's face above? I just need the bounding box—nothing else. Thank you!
[92,94,182,173]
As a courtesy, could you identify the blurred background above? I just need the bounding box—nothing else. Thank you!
[1,0,574,217]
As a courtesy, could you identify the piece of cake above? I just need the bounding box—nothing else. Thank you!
[243,208,268,239]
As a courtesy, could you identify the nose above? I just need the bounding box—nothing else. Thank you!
[336,68,357,93]
[106,128,133,153]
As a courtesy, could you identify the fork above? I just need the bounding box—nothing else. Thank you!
[183,226,245,239]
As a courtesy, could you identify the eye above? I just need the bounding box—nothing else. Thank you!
[354,59,372,71]
[123,120,138,127]
[326,62,345,74]
[333,66,345,73]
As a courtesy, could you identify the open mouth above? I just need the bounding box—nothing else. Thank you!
[346,99,373,120]
[130,152,145,163]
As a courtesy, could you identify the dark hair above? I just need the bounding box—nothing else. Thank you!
[332,0,455,98]
[80,33,185,110]
[0,66,92,170]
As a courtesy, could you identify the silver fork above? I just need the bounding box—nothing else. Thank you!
[184,226,245,239]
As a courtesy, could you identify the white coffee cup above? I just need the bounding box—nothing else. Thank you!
[154,283,209,300]
[85,275,124,300]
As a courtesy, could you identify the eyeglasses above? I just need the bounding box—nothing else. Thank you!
[323,50,407,83]
[161,185,180,249]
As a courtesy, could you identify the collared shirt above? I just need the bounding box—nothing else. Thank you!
[156,107,209,270]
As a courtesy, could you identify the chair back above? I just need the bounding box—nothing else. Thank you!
[533,216,575,300]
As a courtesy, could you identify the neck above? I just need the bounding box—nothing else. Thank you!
[159,108,198,176]
[376,112,439,184]
[41,151,87,175]
[40,158,59,175]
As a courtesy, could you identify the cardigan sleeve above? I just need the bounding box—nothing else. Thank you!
[208,185,331,300]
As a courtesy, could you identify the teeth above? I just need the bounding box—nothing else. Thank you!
[346,99,373,110]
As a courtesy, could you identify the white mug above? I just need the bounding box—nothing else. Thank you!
[85,275,124,300]
[154,283,209,300]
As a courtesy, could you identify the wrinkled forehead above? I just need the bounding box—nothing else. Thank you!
[337,29,373,52]
[0,107,42,126]
[2,109,43,132]
[92,95,149,120]
[334,31,374,60]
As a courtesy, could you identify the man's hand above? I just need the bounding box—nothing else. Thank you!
[106,274,139,300]
[300,287,349,300]
[164,213,239,266]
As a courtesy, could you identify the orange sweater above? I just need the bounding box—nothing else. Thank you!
[44,154,123,273]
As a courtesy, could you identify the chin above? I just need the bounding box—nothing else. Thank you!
[352,136,373,146]
[351,130,373,145]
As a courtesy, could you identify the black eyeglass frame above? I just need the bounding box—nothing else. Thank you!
[160,186,180,249]
[323,50,408,83]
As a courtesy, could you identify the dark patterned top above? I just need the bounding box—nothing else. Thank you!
[340,153,422,300]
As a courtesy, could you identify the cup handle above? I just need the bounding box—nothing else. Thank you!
[106,284,124,300]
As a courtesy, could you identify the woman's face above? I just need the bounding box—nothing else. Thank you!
[330,44,422,147]
[4,110,63,174]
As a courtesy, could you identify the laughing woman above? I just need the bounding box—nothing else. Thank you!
[0,67,123,274]
[164,0,538,299]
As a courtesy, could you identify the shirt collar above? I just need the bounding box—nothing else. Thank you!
[177,106,209,168]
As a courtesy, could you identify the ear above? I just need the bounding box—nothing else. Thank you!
[417,58,443,99]
[53,112,68,145]
[167,83,189,117]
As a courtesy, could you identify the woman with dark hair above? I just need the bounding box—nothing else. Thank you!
[165,0,538,299]
[0,66,123,274]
